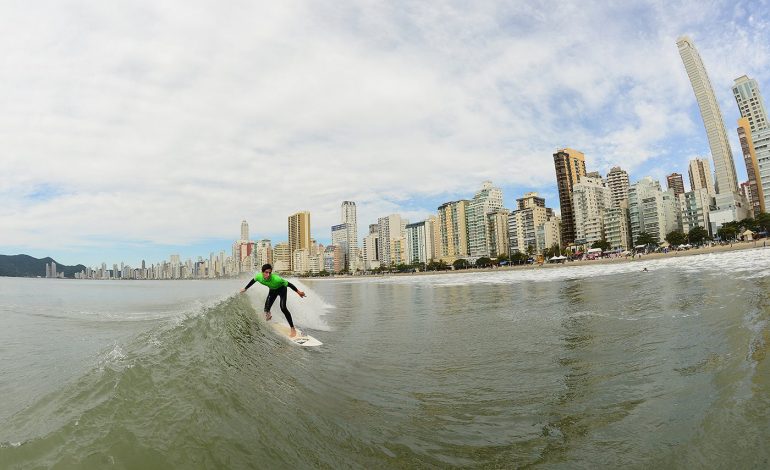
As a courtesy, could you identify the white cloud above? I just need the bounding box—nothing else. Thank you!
[0,0,767,263]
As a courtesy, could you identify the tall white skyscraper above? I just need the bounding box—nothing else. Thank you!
[340,201,358,271]
[733,75,769,134]
[677,36,739,196]
[468,181,503,257]
[240,220,249,241]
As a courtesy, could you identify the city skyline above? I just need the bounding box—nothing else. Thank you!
[2,1,770,266]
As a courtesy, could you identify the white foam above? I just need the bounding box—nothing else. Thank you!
[245,279,332,331]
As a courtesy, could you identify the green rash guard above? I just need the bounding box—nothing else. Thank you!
[253,273,289,290]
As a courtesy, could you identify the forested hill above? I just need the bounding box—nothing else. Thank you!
[0,254,86,278]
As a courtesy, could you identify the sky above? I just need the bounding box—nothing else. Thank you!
[2,0,770,267]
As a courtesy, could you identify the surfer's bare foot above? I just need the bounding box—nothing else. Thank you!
[290,327,297,337]
[264,312,272,321]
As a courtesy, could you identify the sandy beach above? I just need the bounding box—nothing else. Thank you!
[301,239,769,279]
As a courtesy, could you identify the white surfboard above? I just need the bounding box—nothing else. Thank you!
[268,322,323,347]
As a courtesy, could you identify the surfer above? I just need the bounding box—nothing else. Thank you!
[240,264,306,337]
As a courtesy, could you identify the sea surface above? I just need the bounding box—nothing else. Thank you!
[1,249,769,469]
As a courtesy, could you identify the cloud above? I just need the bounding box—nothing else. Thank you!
[0,0,768,264]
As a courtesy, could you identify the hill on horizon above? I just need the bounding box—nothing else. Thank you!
[0,254,86,278]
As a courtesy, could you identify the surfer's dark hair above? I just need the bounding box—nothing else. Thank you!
[261,264,272,272]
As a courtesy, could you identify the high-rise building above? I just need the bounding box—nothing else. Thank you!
[688,158,716,194]
[628,177,677,244]
[331,223,352,271]
[603,203,631,251]
[553,148,587,245]
[508,193,553,254]
[273,242,291,272]
[340,201,358,270]
[426,215,441,262]
[733,75,769,134]
[666,173,686,196]
[486,209,510,258]
[571,176,611,248]
[437,200,470,263]
[606,166,630,208]
[467,181,503,257]
[737,117,766,216]
[733,76,769,216]
[679,189,713,236]
[288,211,311,271]
[377,214,407,267]
[255,240,273,267]
[240,220,249,241]
[362,229,380,270]
[323,245,344,273]
[677,36,739,196]
[536,215,562,254]
[406,221,433,264]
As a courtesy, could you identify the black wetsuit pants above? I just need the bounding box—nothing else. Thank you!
[264,286,294,328]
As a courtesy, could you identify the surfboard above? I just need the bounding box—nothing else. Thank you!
[268,322,323,347]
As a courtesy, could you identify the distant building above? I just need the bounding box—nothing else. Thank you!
[437,200,470,263]
[603,203,631,250]
[486,209,510,258]
[679,189,712,236]
[606,166,630,208]
[406,221,433,264]
[323,245,344,273]
[377,214,407,267]
[735,88,767,216]
[273,242,291,272]
[509,192,553,254]
[666,173,686,196]
[688,158,716,194]
[553,148,587,245]
[536,215,562,254]
[571,176,611,248]
[288,211,311,271]
[467,181,503,258]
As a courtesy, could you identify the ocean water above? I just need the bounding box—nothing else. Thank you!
[1,249,769,469]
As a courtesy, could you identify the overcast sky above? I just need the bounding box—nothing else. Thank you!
[2,0,769,266]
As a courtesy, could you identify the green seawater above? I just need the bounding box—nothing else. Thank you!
[1,248,769,469]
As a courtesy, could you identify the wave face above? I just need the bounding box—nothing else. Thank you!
[1,249,769,468]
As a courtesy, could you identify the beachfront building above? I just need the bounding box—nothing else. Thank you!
[688,158,716,194]
[377,214,407,268]
[628,177,668,244]
[603,203,631,251]
[509,193,553,254]
[678,36,739,196]
[406,221,433,264]
[292,248,310,274]
[288,211,311,271]
[390,236,409,266]
[734,75,769,215]
[426,215,440,262]
[571,175,611,249]
[678,188,713,236]
[273,242,291,272]
[553,148,587,245]
[606,166,631,208]
[467,181,504,258]
[331,223,352,271]
[737,118,765,216]
[363,224,380,270]
[323,245,344,273]
[666,173,686,196]
[536,215,562,254]
[733,75,769,134]
[754,128,770,212]
[340,201,359,271]
[255,240,273,267]
[487,209,510,258]
[438,200,470,263]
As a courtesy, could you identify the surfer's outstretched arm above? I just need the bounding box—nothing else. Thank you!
[241,279,256,292]
[287,282,306,298]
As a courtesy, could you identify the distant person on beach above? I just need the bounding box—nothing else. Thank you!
[240,264,306,337]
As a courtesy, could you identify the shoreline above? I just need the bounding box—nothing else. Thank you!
[304,240,769,279]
